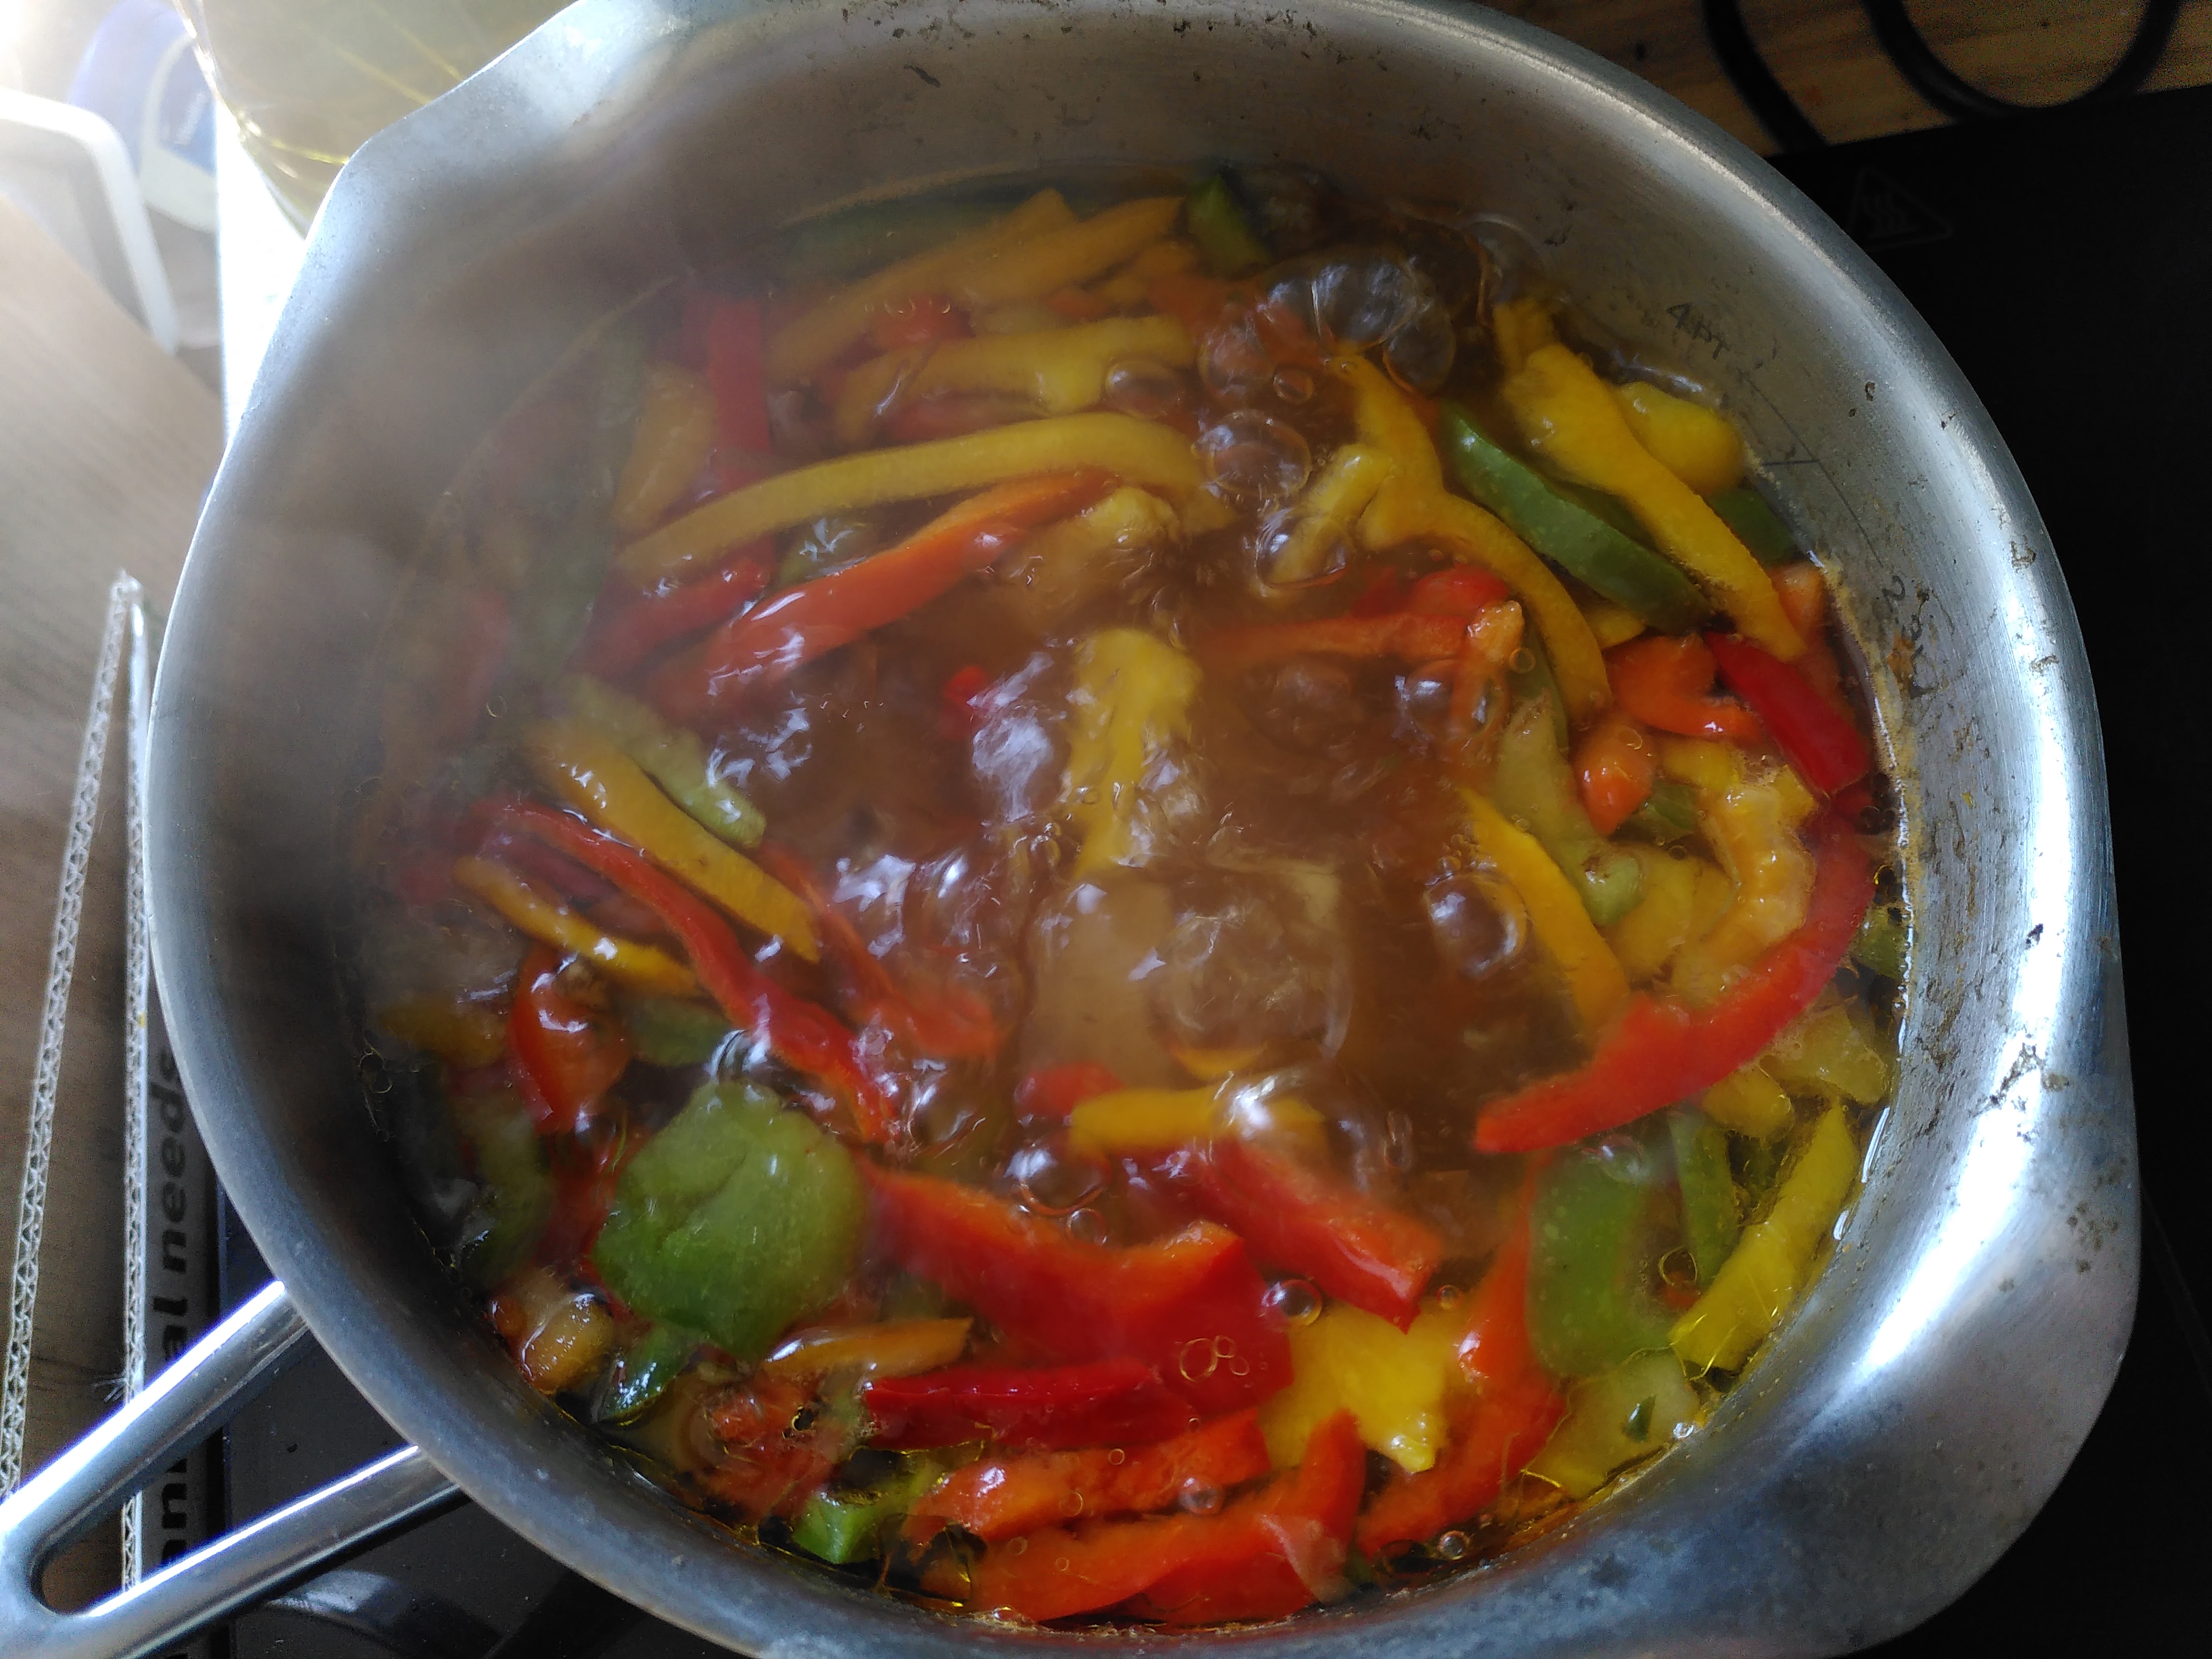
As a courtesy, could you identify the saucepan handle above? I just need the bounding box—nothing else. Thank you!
[0,1280,460,1659]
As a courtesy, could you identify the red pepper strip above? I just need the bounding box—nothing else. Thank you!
[1406,565,1512,616]
[1347,567,1409,617]
[910,1409,1271,1541]
[664,470,1114,713]
[507,945,629,1135]
[1705,632,1872,794]
[1133,1409,1364,1625]
[863,1167,1291,1416]
[705,298,770,452]
[1181,1138,1444,1331]
[940,663,991,738]
[1146,273,1241,338]
[966,1410,1361,1624]
[1474,813,1873,1153]
[1606,633,1761,742]
[1014,1062,1125,1121]
[571,546,771,681]
[1205,611,1470,675]
[1455,1184,1537,1391]
[752,843,1001,1060]
[493,800,894,1139]
[864,1358,1198,1452]
[700,1374,843,1522]
[458,800,617,903]
[538,1130,629,1265]
[1353,1371,1565,1557]
[1573,712,1656,837]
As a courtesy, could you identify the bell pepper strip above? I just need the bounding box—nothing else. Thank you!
[1699,1062,1796,1140]
[1438,404,1706,632]
[1671,1102,1858,1373]
[1603,844,1726,986]
[1582,597,1648,649]
[1670,1108,1743,1287]
[1526,1127,1678,1377]
[538,1125,629,1266]
[1186,174,1270,276]
[450,1093,552,1287]
[1623,775,1699,844]
[523,719,819,961]
[1015,1061,1125,1121]
[1147,270,1240,340]
[1258,1298,1466,1473]
[1327,356,1610,723]
[1126,1410,1365,1625]
[1061,627,1204,879]
[753,843,1001,1060]
[702,296,770,452]
[952,196,1183,310]
[593,1081,865,1360]
[666,472,1113,709]
[593,1323,699,1427]
[910,1409,1270,1542]
[507,945,630,1134]
[570,547,771,682]
[1524,1349,1701,1499]
[833,314,1193,444]
[559,676,766,849]
[1489,695,1644,927]
[1764,1002,1896,1103]
[1182,1137,1444,1331]
[765,188,1077,385]
[1408,565,1513,614]
[862,1167,1291,1416]
[792,1452,950,1564]
[612,362,718,536]
[1353,1370,1566,1557]
[1705,632,1872,794]
[1000,485,1180,623]
[1606,634,1760,742]
[492,800,890,1135]
[375,995,509,1070]
[1473,812,1872,1154]
[965,1410,1361,1625]
[1491,296,1558,375]
[864,1357,1200,1452]
[622,997,732,1066]
[761,1317,973,1382]
[1609,380,1745,496]
[1503,344,1801,658]
[454,855,698,997]
[1851,902,1908,982]
[1444,600,1526,776]
[1660,737,1817,1004]
[1204,611,1469,675]
[489,1265,616,1395]
[1460,789,1630,1036]
[1065,1085,1220,1156]
[1708,486,1800,566]
[1574,712,1656,837]
[699,1374,852,1521]
[1166,1045,1258,1079]
[1264,444,1392,587]
[1455,1193,1536,1391]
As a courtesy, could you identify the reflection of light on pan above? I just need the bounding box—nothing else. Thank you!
[1860,567,2076,1376]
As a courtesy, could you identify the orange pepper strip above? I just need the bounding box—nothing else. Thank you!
[1572,713,1657,837]
[1353,1370,1565,1557]
[1606,633,1761,742]
[759,1317,973,1382]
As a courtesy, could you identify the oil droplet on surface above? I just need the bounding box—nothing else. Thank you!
[1106,1447,1126,1465]
[1262,1278,1323,1327]
[1065,1207,1110,1245]
[1508,647,1536,674]
[1060,1490,1086,1517]
[1178,1481,1225,1516]
[1177,1337,1220,1381]
[1434,1529,1470,1561]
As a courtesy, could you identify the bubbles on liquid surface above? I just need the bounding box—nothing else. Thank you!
[1255,511,1354,593]
[1199,314,1274,405]
[1178,1481,1225,1516]
[1425,869,1528,981]
[1271,366,1316,404]
[1243,653,1363,753]
[1384,300,1457,393]
[1384,1109,1416,1173]
[1434,1529,1470,1561]
[1006,1139,1107,1216]
[1311,252,1423,352]
[1593,1130,1658,1186]
[1103,357,1188,421]
[1262,1277,1324,1327]
[1177,1337,1220,1382]
[1065,1207,1110,1245]
[1198,411,1312,508]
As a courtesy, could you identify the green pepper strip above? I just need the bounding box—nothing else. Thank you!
[1707,488,1799,567]
[562,675,766,849]
[792,1454,949,1564]
[1667,1109,1741,1287]
[1489,693,1643,928]
[593,1323,702,1424]
[622,995,734,1067]
[1622,777,1699,844]
[1851,903,1907,981]
[1527,1126,1679,1378]
[1186,174,1270,277]
[1441,405,1708,633]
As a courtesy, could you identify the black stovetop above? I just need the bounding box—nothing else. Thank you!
[211,86,2212,1658]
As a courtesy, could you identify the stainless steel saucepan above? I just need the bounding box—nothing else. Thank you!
[0,3,2136,1655]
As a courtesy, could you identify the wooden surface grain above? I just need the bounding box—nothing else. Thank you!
[1506,0,2212,150]
[0,195,223,1608]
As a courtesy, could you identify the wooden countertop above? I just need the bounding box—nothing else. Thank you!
[1501,0,2212,150]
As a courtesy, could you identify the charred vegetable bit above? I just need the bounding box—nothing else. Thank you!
[361,168,1905,1632]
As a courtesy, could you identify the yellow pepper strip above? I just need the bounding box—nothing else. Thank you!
[1525,1349,1702,1498]
[1462,789,1629,1034]
[1061,627,1202,879]
[1604,844,1700,984]
[1765,1003,1895,1103]
[1491,296,1558,375]
[452,855,700,996]
[1001,486,1179,620]
[1259,1298,1466,1472]
[1329,356,1609,722]
[765,188,1077,386]
[1167,1041,1265,1082]
[832,314,1194,446]
[1580,597,1647,649]
[1700,1063,1796,1140]
[1126,238,1201,280]
[613,363,718,535]
[523,720,821,962]
[619,412,1208,584]
[1611,381,1746,495]
[760,1317,973,1382]
[1267,444,1392,587]
[1504,343,1802,658]
[1660,738,1814,1004]
[374,994,508,1068]
[952,196,1185,310]
[1065,1085,1327,1158]
[1671,1103,1857,1373]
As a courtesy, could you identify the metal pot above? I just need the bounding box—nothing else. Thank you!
[0,2,2136,1655]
